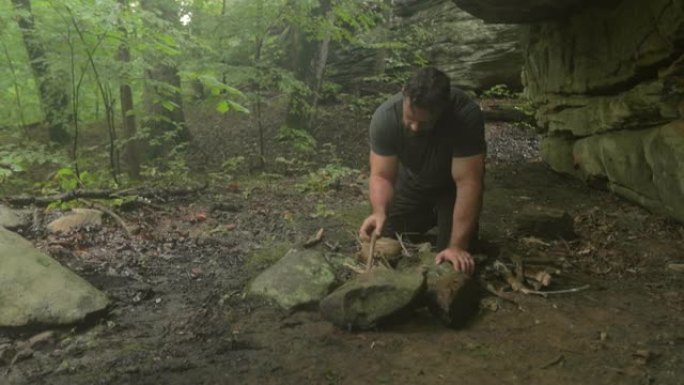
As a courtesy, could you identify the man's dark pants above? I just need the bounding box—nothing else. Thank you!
[381,175,457,251]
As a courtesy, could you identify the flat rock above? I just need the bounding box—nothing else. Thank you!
[248,249,336,311]
[47,208,103,234]
[0,227,109,327]
[425,263,480,328]
[0,205,29,230]
[320,268,425,330]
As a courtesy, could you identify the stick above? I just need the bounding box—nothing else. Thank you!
[303,228,325,248]
[81,200,147,265]
[83,200,133,239]
[395,232,411,257]
[483,282,519,305]
[2,183,208,207]
[492,260,528,292]
[540,354,564,369]
[343,262,365,274]
[526,285,590,296]
[365,232,378,271]
[512,254,524,282]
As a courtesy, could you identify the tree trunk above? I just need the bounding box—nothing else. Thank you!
[284,0,332,131]
[283,26,316,130]
[118,0,140,179]
[307,32,331,130]
[11,0,71,144]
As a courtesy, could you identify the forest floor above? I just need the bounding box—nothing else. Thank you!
[2,106,684,385]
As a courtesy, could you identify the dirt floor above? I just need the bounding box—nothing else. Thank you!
[2,113,684,385]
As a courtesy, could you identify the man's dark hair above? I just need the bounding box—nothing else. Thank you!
[403,67,451,113]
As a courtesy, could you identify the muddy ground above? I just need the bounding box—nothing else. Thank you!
[2,110,684,385]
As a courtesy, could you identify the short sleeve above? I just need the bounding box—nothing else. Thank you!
[452,104,486,158]
[369,108,397,156]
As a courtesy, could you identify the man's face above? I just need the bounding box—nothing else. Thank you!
[402,97,438,135]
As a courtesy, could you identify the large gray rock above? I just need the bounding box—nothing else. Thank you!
[329,0,522,92]
[523,0,684,98]
[522,0,684,223]
[535,80,668,137]
[319,268,425,330]
[0,227,109,327]
[543,120,684,222]
[248,249,336,311]
[452,0,603,23]
[0,205,28,230]
[413,1,522,91]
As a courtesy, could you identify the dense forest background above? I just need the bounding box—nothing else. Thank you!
[0,0,444,197]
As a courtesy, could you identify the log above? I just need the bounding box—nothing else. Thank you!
[424,263,480,328]
[2,183,207,207]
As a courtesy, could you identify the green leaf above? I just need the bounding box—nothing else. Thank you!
[216,100,230,113]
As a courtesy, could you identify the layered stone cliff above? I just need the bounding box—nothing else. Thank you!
[329,0,522,92]
[454,0,684,221]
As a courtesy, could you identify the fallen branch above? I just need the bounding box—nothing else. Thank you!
[81,200,147,264]
[5,331,54,375]
[492,260,585,298]
[529,284,590,296]
[83,200,133,239]
[303,228,325,248]
[2,183,208,207]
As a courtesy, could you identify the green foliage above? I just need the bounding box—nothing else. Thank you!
[0,139,65,184]
[298,164,357,193]
[481,84,517,99]
[0,0,392,190]
[311,202,335,218]
[140,143,193,183]
[276,126,317,155]
[221,156,246,174]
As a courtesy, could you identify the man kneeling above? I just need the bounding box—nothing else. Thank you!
[358,67,486,275]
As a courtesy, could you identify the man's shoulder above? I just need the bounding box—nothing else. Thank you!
[449,87,478,111]
[374,92,403,116]
[371,92,402,129]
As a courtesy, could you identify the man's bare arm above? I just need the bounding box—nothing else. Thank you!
[359,151,398,240]
[369,151,398,215]
[449,154,485,250]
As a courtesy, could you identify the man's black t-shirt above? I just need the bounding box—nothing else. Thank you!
[369,88,486,191]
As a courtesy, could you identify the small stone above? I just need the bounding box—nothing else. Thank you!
[319,268,425,330]
[667,263,684,273]
[47,209,103,234]
[190,267,203,279]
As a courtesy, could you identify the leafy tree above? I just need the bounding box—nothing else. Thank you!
[10,0,72,143]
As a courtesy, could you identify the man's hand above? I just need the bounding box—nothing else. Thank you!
[359,213,386,242]
[435,247,475,275]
